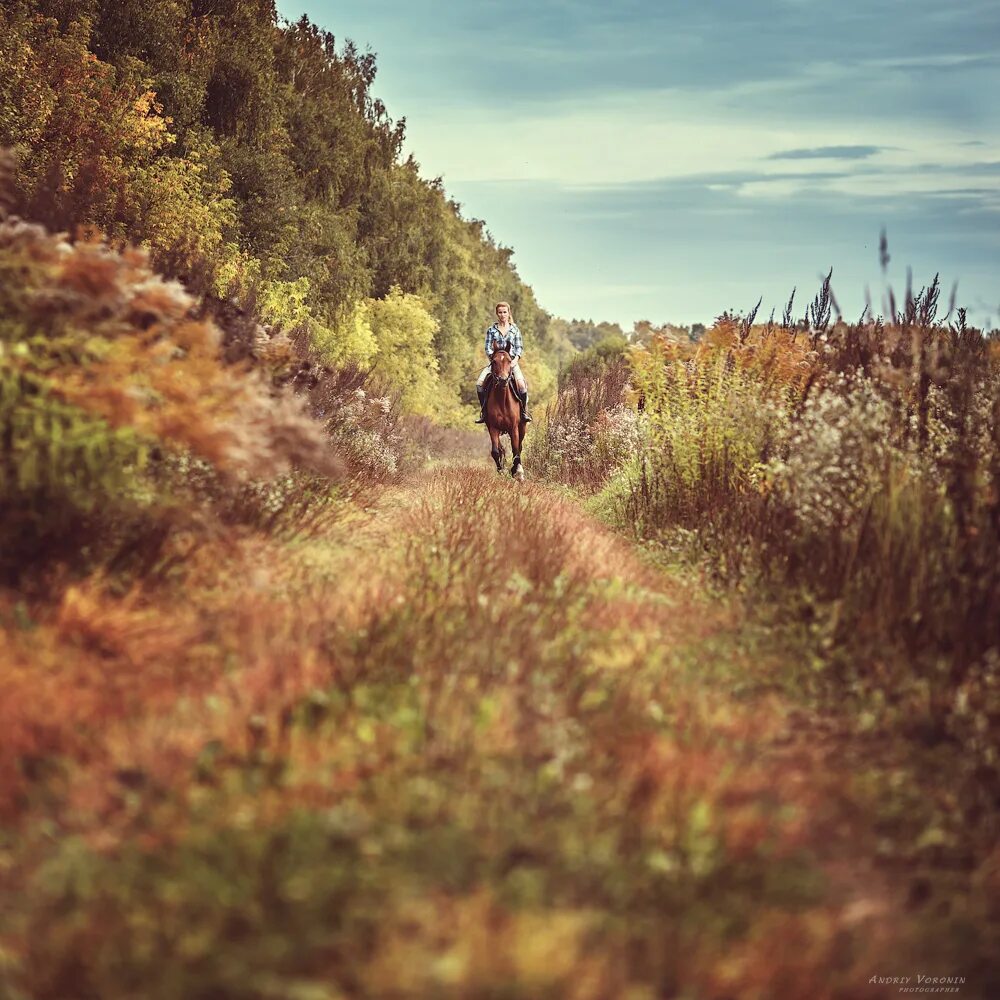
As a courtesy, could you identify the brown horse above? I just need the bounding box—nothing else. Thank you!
[484,345,527,479]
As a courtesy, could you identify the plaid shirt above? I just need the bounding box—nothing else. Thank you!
[484,322,523,359]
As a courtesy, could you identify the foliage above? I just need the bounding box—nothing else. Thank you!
[529,357,635,490]
[0,1,564,414]
[561,331,630,384]
[628,351,785,536]
[0,175,333,576]
[132,132,238,277]
[311,298,378,368]
[538,283,1000,910]
[2,472,941,1000]
[0,5,237,280]
[364,287,444,417]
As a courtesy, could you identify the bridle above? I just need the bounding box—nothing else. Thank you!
[490,350,514,389]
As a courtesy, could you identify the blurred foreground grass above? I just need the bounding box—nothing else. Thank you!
[1,470,996,998]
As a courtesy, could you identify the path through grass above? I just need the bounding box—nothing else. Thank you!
[0,468,989,998]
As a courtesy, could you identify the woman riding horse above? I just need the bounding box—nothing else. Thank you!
[482,343,528,478]
[475,302,531,424]
[475,302,531,478]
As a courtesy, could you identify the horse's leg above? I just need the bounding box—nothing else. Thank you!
[509,420,523,479]
[488,426,503,473]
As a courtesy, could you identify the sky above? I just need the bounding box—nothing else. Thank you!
[280,1,1000,329]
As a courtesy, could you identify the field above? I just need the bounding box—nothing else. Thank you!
[1,455,997,997]
[2,4,999,993]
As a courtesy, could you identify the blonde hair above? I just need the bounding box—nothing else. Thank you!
[495,301,514,323]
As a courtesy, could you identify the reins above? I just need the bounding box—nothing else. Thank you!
[489,348,515,392]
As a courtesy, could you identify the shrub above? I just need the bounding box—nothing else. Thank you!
[0,151,335,576]
[536,286,1000,788]
[364,287,452,418]
[561,331,629,383]
[626,345,789,534]
[766,375,898,534]
[531,356,633,489]
[763,369,1000,690]
[596,296,1000,779]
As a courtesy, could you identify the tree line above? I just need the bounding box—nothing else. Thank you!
[0,0,570,415]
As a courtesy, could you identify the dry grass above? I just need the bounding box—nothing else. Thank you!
[2,469,972,999]
[529,357,635,490]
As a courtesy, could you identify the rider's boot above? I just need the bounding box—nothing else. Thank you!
[520,390,533,422]
[474,385,487,423]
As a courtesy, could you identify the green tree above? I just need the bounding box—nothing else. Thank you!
[0,0,567,418]
[366,288,443,416]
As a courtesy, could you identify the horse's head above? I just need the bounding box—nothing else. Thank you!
[490,342,513,386]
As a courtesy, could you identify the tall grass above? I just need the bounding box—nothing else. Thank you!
[529,357,637,489]
[539,285,1000,789]
[2,473,907,999]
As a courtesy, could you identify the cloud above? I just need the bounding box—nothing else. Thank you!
[400,82,1000,192]
[865,52,1000,72]
[447,172,1000,328]
[293,0,1000,119]
[288,0,1000,328]
[768,145,886,161]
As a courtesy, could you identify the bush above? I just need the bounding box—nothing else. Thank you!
[0,151,335,576]
[599,299,1000,778]
[560,331,629,383]
[762,368,1000,691]
[626,344,792,534]
[530,357,634,489]
[538,290,1000,792]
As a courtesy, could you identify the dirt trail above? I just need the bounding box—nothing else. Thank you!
[259,466,908,989]
[4,466,963,999]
